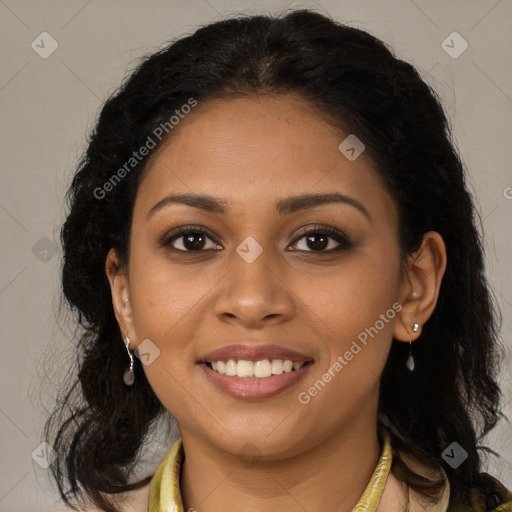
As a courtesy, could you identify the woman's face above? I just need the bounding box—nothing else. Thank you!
[113,94,411,458]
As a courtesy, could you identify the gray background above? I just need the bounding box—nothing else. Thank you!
[0,0,511,510]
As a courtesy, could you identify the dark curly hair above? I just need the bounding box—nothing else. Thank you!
[45,8,504,512]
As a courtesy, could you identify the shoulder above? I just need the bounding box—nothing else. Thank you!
[447,473,512,512]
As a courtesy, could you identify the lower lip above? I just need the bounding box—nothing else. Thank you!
[199,362,313,400]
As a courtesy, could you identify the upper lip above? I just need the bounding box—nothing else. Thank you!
[199,344,313,363]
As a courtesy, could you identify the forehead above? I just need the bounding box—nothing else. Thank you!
[135,94,396,222]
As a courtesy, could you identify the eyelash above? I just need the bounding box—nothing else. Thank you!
[160,224,354,254]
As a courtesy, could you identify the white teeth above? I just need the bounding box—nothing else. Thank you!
[236,360,254,377]
[254,360,272,378]
[208,358,308,378]
[271,359,283,375]
[225,359,237,376]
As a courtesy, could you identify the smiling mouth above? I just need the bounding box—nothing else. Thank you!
[204,359,313,378]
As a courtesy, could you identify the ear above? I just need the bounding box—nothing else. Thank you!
[394,231,447,342]
[105,248,138,347]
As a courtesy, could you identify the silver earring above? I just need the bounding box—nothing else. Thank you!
[406,343,415,372]
[407,323,420,372]
[123,336,135,386]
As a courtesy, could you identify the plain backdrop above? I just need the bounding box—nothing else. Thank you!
[0,1,511,510]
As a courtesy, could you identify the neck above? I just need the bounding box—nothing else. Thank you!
[179,420,381,512]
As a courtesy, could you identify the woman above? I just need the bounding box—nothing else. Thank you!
[45,9,512,512]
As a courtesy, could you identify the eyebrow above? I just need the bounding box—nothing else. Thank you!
[147,192,371,222]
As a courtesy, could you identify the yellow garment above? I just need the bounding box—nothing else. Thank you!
[148,436,392,512]
[149,438,184,512]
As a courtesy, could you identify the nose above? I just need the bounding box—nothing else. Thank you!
[212,243,296,329]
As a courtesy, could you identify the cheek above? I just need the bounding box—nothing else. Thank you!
[293,258,400,432]
[129,246,214,336]
[297,244,401,379]
[302,248,400,329]
[127,260,206,420]
[126,252,212,389]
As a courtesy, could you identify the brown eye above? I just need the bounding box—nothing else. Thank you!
[290,226,353,252]
[162,227,222,252]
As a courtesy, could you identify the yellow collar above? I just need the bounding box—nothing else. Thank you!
[148,436,392,512]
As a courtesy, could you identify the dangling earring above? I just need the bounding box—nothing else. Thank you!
[406,323,420,372]
[123,336,135,386]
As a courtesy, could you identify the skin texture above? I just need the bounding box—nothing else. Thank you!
[106,94,446,512]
